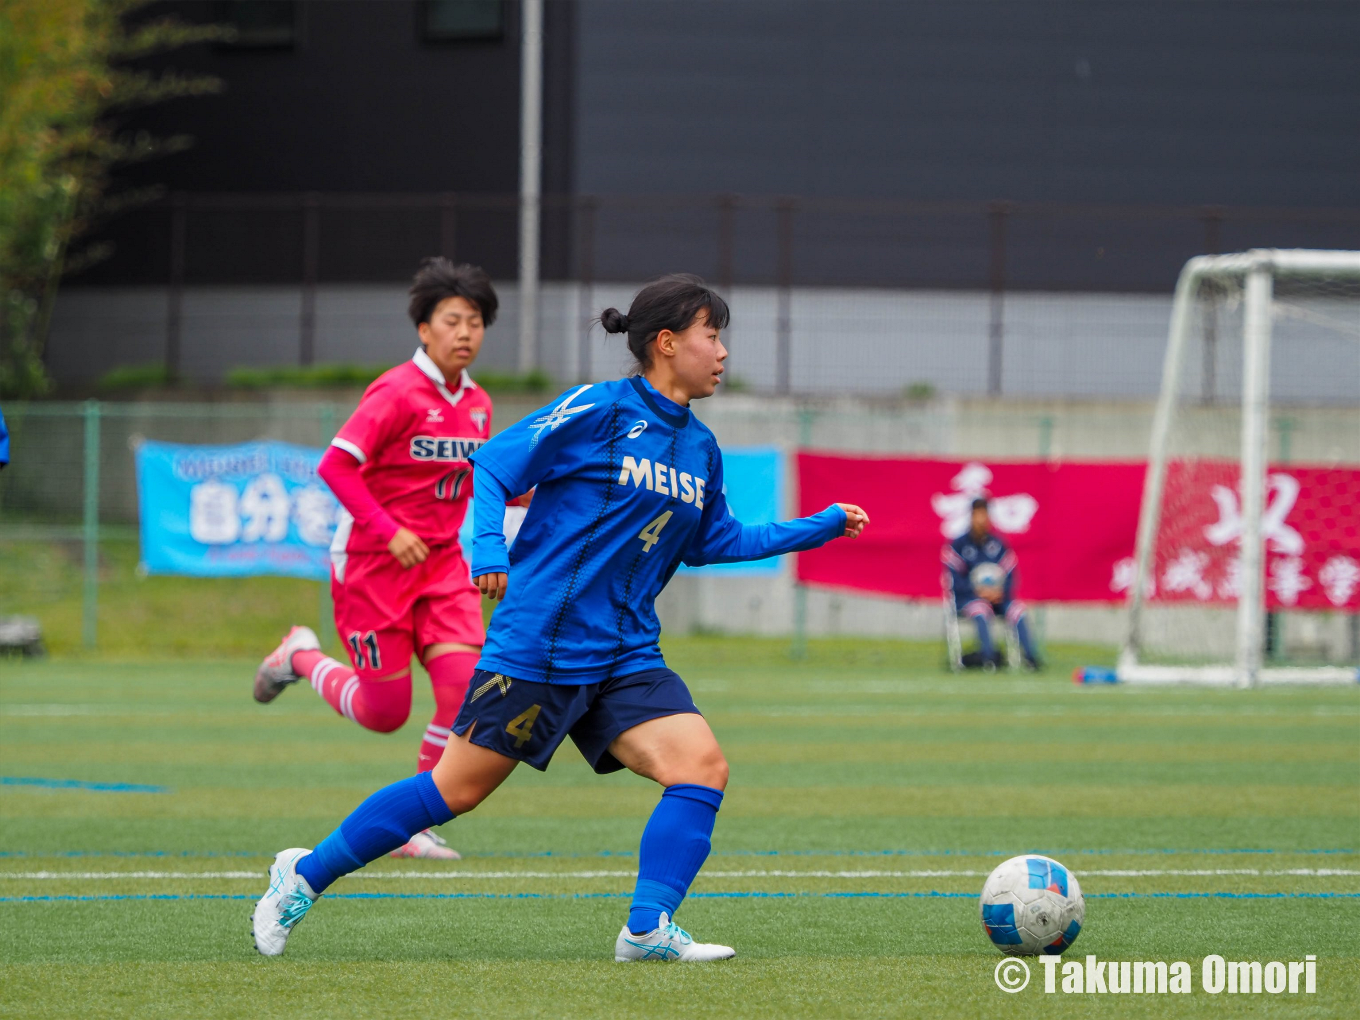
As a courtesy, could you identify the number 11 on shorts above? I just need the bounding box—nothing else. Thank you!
[347,630,381,670]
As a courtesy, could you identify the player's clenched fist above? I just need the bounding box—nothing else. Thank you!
[387,526,430,568]
[836,503,870,538]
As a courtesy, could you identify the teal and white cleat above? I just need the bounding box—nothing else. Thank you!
[614,913,735,962]
[253,626,320,703]
[252,848,320,957]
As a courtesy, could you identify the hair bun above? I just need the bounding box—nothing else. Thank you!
[600,308,630,334]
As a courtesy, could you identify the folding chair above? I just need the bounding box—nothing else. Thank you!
[943,577,1021,672]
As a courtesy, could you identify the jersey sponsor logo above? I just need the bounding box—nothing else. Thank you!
[470,407,488,434]
[618,455,706,508]
[627,420,649,439]
[528,385,596,449]
[409,436,486,461]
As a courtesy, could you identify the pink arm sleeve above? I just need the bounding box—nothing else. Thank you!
[318,445,401,546]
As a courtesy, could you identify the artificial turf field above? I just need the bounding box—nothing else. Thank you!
[1,637,1357,1019]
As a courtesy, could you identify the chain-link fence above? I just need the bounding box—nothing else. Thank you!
[3,396,1356,656]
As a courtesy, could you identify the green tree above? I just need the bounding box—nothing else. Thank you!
[0,0,223,397]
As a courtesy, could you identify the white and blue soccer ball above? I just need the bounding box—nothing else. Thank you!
[980,854,1085,956]
[969,561,1006,593]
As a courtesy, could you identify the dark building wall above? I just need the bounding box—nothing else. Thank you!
[573,0,1360,289]
[70,0,1360,295]
[79,0,576,284]
[576,0,1360,206]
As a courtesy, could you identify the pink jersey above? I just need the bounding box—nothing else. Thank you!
[329,349,493,554]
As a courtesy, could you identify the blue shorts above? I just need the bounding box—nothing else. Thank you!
[451,668,701,773]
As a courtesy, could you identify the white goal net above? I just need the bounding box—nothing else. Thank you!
[1120,250,1360,686]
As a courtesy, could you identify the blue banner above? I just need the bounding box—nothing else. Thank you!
[137,440,339,580]
[681,446,784,575]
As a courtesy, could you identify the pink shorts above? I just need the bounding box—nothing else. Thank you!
[331,544,484,679]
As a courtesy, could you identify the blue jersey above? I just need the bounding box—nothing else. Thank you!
[469,377,846,683]
[942,530,1018,605]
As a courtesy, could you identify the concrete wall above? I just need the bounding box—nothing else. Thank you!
[49,282,1360,406]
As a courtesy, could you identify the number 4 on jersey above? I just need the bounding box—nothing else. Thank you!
[637,511,673,553]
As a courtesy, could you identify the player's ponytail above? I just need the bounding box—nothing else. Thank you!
[600,274,730,371]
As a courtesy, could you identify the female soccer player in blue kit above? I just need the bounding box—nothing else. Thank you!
[252,275,870,961]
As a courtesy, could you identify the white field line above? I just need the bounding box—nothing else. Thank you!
[2,868,1357,881]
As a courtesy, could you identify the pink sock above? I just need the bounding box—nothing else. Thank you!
[291,650,411,733]
[416,651,478,772]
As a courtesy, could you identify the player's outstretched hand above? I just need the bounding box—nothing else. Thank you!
[477,571,509,601]
[837,503,870,538]
[388,527,430,568]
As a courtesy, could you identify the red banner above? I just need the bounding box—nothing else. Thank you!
[796,453,1360,610]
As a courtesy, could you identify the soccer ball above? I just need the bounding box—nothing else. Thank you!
[969,561,1006,593]
[979,855,1085,956]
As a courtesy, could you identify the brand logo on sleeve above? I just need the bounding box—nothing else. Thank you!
[528,385,596,448]
[410,436,485,462]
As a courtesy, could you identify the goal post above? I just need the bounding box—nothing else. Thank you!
[1117,250,1360,687]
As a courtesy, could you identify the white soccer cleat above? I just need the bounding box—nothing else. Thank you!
[251,848,320,957]
[390,828,461,860]
[253,626,320,703]
[614,912,735,962]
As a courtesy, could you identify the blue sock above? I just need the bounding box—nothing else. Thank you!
[296,771,454,894]
[972,616,995,659]
[1015,616,1038,661]
[628,783,723,934]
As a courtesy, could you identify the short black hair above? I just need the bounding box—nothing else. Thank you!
[408,258,498,327]
[971,497,990,511]
[599,273,729,369]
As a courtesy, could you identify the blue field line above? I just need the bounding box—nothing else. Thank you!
[4,891,1358,905]
[0,847,1354,860]
[1,777,170,794]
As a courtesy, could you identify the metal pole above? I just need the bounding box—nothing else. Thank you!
[517,0,544,375]
[775,199,794,395]
[82,399,101,649]
[300,192,319,367]
[165,193,186,381]
[440,192,458,260]
[318,403,336,649]
[987,202,1008,396]
[717,194,735,295]
[1121,256,1207,668]
[790,406,814,659]
[1265,415,1294,662]
[1200,211,1223,404]
[1236,261,1273,687]
[577,196,597,382]
[1034,415,1054,656]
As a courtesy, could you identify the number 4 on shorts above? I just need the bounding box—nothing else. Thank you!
[505,704,541,748]
[637,511,673,553]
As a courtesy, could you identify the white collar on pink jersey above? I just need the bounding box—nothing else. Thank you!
[412,347,476,408]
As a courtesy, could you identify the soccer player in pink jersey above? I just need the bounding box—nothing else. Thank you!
[252,258,498,859]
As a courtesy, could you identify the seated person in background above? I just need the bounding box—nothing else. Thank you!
[942,497,1041,669]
